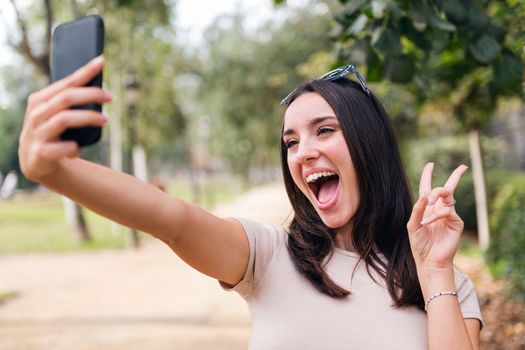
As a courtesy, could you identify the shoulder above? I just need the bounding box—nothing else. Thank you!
[220,217,288,298]
[232,217,288,249]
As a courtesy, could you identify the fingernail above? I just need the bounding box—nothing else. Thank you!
[93,55,104,65]
[104,92,113,101]
[101,114,109,123]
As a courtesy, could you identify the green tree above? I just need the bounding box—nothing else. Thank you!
[327,0,524,249]
[197,7,334,182]
[1,0,187,244]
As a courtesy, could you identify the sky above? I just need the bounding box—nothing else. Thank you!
[175,0,275,46]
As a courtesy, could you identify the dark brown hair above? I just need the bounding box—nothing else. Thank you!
[280,78,424,309]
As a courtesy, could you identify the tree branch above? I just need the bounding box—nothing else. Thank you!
[44,0,53,51]
[7,0,51,79]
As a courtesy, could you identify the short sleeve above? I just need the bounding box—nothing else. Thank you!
[218,217,286,300]
[454,267,484,329]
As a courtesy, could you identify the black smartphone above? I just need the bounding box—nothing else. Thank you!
[51,15,105,147]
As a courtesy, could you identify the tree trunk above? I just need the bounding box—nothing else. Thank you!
[62,197,91,242]
[132,144,148,183]
[126,113,140,248]
[468,129,490,250]
[108,66,123,235]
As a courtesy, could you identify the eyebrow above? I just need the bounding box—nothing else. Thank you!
[282,116,337,137]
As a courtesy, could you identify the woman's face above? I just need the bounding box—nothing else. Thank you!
[283,92,360,231]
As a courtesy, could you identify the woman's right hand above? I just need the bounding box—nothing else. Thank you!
[18,56,112,183]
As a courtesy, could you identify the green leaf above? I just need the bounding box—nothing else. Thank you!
[409,0,428,32]
[429,12,456,32]
[371,27,402,56]
[400,17,432,51]
[335,0,368,27]
[371,0,387,18]
[386,1,403,21]
[366,64,382,82]
[273,0,286,4]
[486,24,507,43]
[366,42,380,67]
[464,1,489,33]
[347,13,369,35]
[435,0,468,23]
[468,34,501,64]
[493,52,524,92]
[346,40,379,67]
[384,55,416,83]
[343,0,369,17]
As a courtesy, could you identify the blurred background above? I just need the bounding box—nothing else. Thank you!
[0,0,524,349]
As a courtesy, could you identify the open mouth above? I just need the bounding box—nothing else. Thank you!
[306,172,340,205]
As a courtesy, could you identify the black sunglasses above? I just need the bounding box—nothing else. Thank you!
[280,64,371,105]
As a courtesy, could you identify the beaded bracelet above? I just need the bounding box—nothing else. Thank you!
[424,291,458,311]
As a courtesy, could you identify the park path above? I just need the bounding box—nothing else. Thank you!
[0,183,292,350]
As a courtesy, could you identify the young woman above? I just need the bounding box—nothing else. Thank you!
[19,56,482,349]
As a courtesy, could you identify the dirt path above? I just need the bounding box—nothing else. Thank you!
[0,183,292,350]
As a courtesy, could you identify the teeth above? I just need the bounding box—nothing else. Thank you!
[306,171,336,184]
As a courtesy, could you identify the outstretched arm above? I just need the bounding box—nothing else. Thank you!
[18,56,249,286]
[407,163,481,350]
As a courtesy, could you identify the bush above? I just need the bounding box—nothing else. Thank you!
[486,174,525,300]
[454,168,519,231]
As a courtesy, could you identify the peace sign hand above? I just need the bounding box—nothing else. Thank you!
[407,163,469,270]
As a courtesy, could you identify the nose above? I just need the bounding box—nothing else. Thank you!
[296,138,320,164]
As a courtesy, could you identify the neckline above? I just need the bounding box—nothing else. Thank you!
[334,247,360,258]
[333,247,385,259]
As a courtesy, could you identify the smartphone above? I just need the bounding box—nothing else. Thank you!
[51,15,105,147]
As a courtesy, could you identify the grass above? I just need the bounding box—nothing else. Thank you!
[0,174,247,253]
[0,194,128,253]
[0,291,19,305]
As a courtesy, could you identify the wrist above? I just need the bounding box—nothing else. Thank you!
[39,158,71,190]
[417,265,456,300]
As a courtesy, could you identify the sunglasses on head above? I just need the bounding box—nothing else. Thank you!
[280,64,371,106]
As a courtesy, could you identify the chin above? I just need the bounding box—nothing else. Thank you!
[317,212,350,229]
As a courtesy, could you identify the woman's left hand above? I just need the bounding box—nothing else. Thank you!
[407,163,469,270]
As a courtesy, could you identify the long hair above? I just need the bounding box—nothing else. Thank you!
[280,78,424,309]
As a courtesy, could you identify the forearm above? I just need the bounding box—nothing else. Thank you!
[41,157,186,241]
[418,266,474,350]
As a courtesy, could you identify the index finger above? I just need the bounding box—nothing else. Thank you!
[418,162,434,198]
[443,164,469,191]
[30,56,105,106]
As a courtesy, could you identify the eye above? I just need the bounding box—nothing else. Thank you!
[284,139,298,149]
[317,126,335,136]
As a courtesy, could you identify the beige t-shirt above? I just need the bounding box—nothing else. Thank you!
[220,218,483,350]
